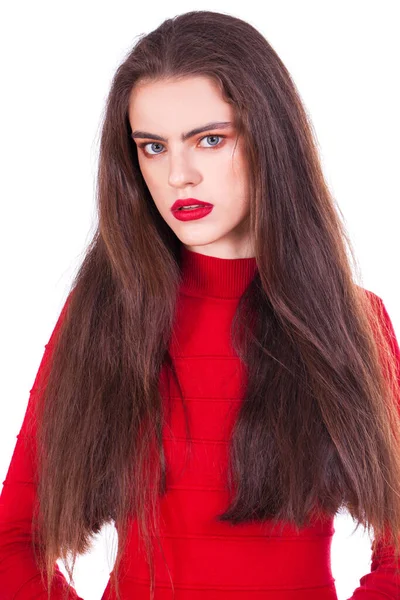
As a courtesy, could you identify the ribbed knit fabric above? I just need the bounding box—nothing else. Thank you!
[1,244,400,599]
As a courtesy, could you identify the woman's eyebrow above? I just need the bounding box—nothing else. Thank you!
[131,121,233,142]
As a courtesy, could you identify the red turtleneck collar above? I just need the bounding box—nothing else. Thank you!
[179,244,257,300]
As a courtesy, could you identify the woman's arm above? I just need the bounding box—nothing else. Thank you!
[348,294,400,599]
[0,296,84,599]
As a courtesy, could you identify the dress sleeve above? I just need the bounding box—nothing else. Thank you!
[0,294,84,599]
[348,292,400,599]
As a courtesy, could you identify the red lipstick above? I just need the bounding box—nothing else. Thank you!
[171,198,213,211]
[171,198,214,222]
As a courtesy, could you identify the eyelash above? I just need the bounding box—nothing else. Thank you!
[137,134,226,157]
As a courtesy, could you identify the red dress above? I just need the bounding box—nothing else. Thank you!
[1,246,399,598]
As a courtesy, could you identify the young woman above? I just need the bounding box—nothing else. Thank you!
[1,9,400,600]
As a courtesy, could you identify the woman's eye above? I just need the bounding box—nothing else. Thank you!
[199,134,224,148]
[139,134,225,156]
[141,141,164,156]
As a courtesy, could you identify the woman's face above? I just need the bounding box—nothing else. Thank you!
[128,75,254,258]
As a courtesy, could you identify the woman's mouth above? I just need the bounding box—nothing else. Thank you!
[172,205,214,221]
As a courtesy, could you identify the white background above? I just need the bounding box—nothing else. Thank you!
[1,1,399,599]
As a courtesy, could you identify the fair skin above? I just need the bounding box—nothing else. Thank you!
[128,75,254,259]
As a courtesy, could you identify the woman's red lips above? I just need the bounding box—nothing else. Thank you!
[171,198,213,211]
[172,205,214,222]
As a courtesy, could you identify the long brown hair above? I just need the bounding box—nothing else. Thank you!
[25,10,400,600]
